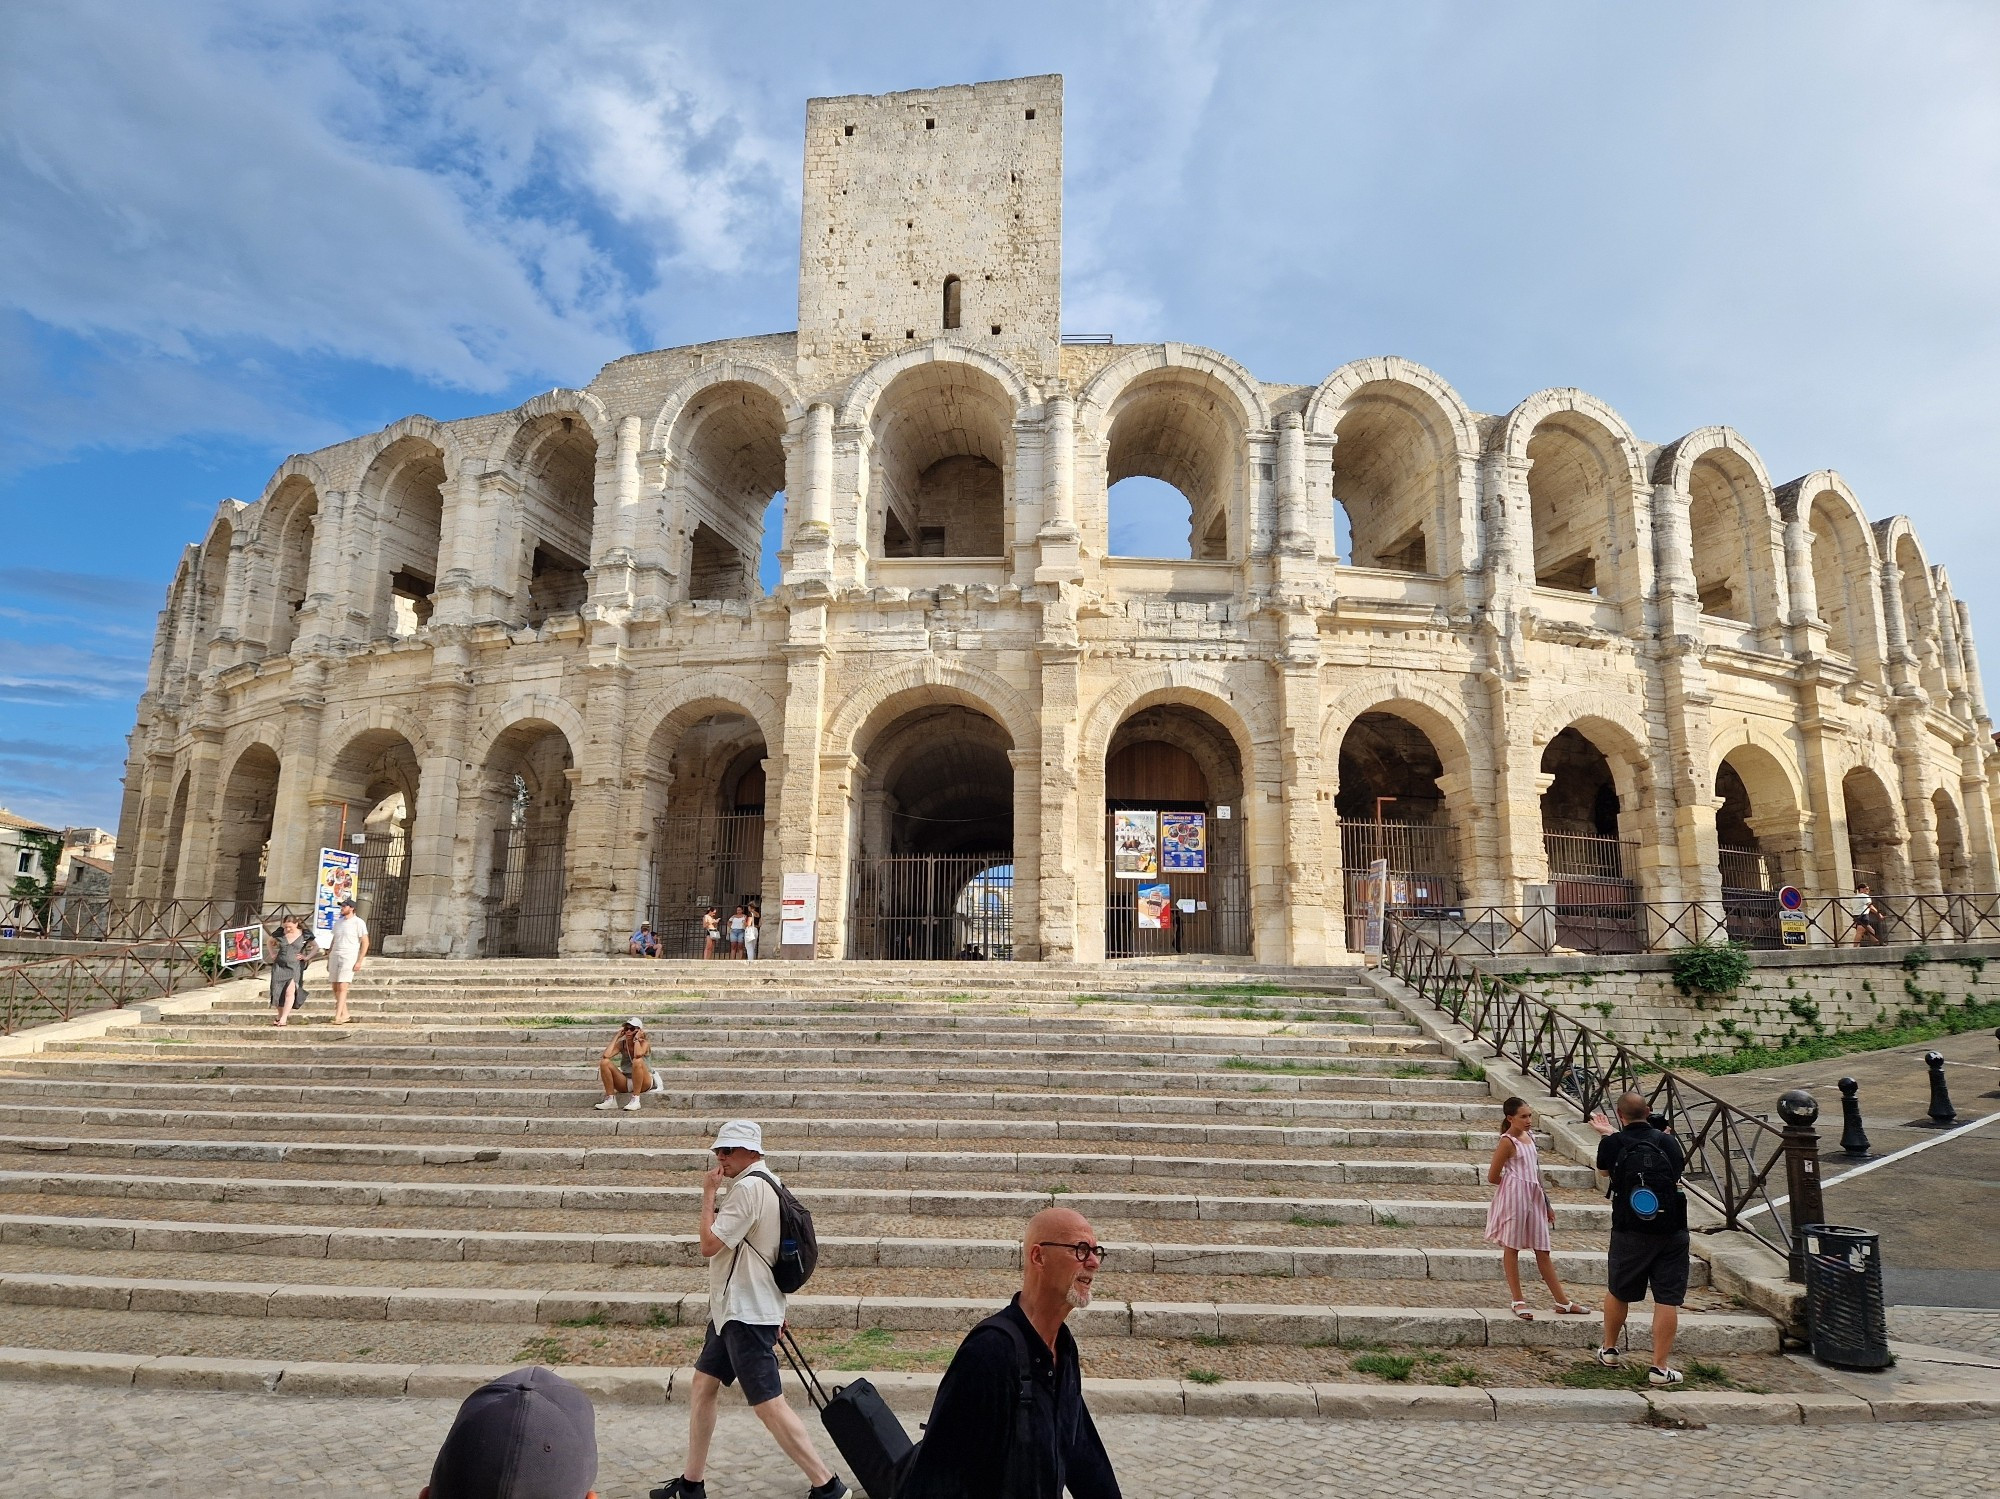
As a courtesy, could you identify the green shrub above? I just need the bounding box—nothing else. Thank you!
[196,943,223,979]
[1351,1352,1417,1382]
[1901,945,1933,972]
[1670,941,1751,998]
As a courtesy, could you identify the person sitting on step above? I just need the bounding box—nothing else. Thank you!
[596,1017,654,1111]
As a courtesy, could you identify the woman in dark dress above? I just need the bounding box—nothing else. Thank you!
[268,915,319,1027]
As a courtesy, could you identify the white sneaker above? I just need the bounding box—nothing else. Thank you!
[594,1098,618,1111]
[623,1096,642,1111]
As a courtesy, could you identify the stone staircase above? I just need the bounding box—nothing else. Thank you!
[0,960,1777,1390]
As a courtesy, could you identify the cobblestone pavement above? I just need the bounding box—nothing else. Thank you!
[6,1382,1994,1499]
[1891,1305,2000,1360]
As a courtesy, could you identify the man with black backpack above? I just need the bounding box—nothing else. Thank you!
[651,1120,848,1499]
[1589,1091,1690,1388]
[894,1206,1121,1499]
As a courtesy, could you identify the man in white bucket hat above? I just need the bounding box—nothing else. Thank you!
[651,1121,846,1499]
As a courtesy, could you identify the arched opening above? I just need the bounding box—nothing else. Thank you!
[1335,712,1460,949]
[870,364,1012,560]
[324,728,422,939]
[1895,536,1946,698]
[1540,727,1641,949]
[159,772,190,902]
[1713,747,1804,946]
[192,520,233,667]
[674,382,787,600]
[1807,492,1867,662]
[509,415,597,625]
[1687,452,1772,628]
[849,702,1014,959]
[644,711,768,956]
[213,744,281,916]
[262,478,318,656]
[1103,704,1249,957]
[1932,788,1969,894]
[942,274,962,330]
[1841,766,1906,897]
[1104,373,1240,561]
[1106,476,1194,559]
[1526,417,1624,596]
[477,721,574,958]
[1330,388,1452,573]
[363,437,445,639]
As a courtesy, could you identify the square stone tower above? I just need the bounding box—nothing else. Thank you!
[797,75,1063,393]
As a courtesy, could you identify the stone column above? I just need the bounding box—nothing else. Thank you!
[1783,512,1825,657]
[774,614,830,958]
[814,750,858,960]
[170,730,225,903]
[294,489,347,651]
[1879,559,1918,690]
[785,403,836,586]
[1007,747,1043,960]
[1035,394,1080,584]
[397,645,474,956]
[264,663,327,903]
[1034,640,1082,962]
[1745,808,1813,895]
[1275,631,1333,961]
[1935,593,1970,721]
[1956,602,1991,726]
[561,659,631,954]
[586,415,643,613]
[1275,413,1309,556]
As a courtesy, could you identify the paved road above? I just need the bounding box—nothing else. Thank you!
[8,1382,1994,1499]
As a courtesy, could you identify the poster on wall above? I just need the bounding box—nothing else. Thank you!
[219,925,265,967]
[1135,882,1173,930]
[1160,811,1207,873]
[1361,857,1389,960]
[781,872,820,947]
[313,848,360,942]
[1113,810,1159,879]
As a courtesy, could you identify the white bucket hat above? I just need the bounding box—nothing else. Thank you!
[710,1119,763,1153]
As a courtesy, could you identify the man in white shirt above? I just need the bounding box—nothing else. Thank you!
[651,1120,847,1499]
[326,897,370,1026]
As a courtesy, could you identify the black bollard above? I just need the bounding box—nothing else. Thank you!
[1837,1076,1871,1156]
[1778,1089,1825,1283]
[1924,1050,1957,1126]
[1989,1029,2000,1099]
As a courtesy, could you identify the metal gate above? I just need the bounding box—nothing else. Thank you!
[1103,812,1250,959]
[481,827,565,958]
[848,853,1014,960]
[355,825,410,938]
[1339,821,1460,951]
[1719,845,1778,947]
[1544,831,1642,953]
[649,812,765,957]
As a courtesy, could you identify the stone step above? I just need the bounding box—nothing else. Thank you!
[0,1076,1498,1120]
[0,1122,1583,1184]
[0,1087,1510,1151]
[0,1169,1607,1226]
[0,1271,1770,1352]
[30,1056,1476,1097]
[0,1214,1694,1286]
[194,1005,1410,1029]
[175,1018,1423,1044]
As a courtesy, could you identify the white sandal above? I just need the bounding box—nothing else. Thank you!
[1510,1300,1534,1321]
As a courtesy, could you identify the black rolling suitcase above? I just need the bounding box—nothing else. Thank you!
[779,1326,914,1499]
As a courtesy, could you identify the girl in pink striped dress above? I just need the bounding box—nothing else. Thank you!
[1486,1097,1587,1320]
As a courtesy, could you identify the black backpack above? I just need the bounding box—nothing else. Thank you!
[1608,1128,1685,1235]
[892,1311,1036,1499]
[738,1168,819,1293]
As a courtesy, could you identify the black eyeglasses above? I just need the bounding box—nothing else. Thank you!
[1037,1241,1109,1264]
[713,1146,743,1157]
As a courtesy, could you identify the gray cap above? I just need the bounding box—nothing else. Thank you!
[428,1366,597,1499]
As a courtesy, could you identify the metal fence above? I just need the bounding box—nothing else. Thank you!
[850,853,1014,960]
[0,937,217,1034]
[1338,821,1459,952]
[648,812,766,957]
[0,895,314,944]
[1381,913,1797,1258]
[1103,813,1250,959]
[481,829,565,958]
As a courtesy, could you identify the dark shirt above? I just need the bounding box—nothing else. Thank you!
[1596,1121,1688,1233]
[897,1295,1120,1499]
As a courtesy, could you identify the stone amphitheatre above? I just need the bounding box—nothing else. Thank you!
[13,74,1992,1456]
[112,74,1996,963]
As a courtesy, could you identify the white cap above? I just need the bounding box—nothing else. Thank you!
[710,1119,763,1153]
[624,1016,645,1029]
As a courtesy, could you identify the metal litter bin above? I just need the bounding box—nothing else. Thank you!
[1800,1224,1892,1370]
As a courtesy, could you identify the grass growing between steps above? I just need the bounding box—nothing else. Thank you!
[1557,1358,1766,1394]
[1220,1057,1356,1075]
[502,1015,627,1028]
[1674,1000,2000,1076]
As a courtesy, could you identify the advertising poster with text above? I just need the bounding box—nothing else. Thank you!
[1160,811,1207,873]
[1113,810,1159,879]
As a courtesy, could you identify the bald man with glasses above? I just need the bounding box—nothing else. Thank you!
[895,1206,1122,1499]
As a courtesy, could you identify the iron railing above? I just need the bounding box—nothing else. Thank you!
[1381,913,1796,1257]
[0,895,315,945]
[1398,892,2000,956]
[852,853,1015,961]
[0,936,217,1034]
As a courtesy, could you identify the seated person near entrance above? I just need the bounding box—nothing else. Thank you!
[596,1017,654,1111]
[629,921,661,957]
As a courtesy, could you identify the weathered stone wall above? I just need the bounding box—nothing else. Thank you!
[1474,945,2000,1057]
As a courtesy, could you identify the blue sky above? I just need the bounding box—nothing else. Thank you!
[4,1,1998,830]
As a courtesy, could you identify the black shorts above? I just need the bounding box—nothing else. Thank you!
[1606,1230,1691,1307]
[695,1319,783,1405]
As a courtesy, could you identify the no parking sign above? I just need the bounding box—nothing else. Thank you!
[1777,885,1807,946]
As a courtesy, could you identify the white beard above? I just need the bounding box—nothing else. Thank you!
[1064,1282,1093,1309]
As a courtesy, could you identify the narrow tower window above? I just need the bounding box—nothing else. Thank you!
[942,275,962,330]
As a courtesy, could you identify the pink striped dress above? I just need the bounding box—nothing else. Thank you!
[1485,1131,1552,1251]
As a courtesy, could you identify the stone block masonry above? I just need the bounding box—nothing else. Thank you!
[117,73,2000,968]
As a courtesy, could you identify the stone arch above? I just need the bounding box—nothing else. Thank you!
[486,389,613,466]
[467,693,590,772]
[1307,356,1479,576]
[1879,518,1947,697]
[1655,427,1788,642]
[247,473,321,656]
[837,342,1039,431]
[826,658,1039,761]
[1498,389,1650,605]
[661,379,791,601]
[1318,675,1477,786]
[317,700,433,771]
[357,423,455,639]
[650,360,804,453]
[472,710,580,958]
[320,718,424,934]
[496,399,602,624]
[1839,759,1908,894]
[1780,472,1884,670]
[353,414,470,488]
[1709,734,1806,893]
[211,737,284,910]
[852,352,1027,560]
[628,672,786,775]
[1080,662,1270,772]
[1932,785,1971,892]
